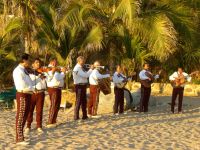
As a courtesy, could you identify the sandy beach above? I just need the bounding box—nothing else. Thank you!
[0,95,200,150]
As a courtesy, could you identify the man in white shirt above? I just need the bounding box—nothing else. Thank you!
[73,56,93,120]
[25,58,46,133]
[13,53,36,145]
[46,58,66,128]
[88,61,110,118]
[112,65,127,115]
[169,67,191,113]
[139,63,156,112]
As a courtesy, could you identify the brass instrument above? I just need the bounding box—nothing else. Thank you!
[84,64,105,69]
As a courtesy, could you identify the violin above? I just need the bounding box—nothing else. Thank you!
[25,67,46,79]
[38,66,71,74]
[37,66,61,73]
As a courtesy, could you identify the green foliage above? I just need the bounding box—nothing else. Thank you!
[0,0,200,86]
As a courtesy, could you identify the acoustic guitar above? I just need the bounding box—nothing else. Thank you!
[170,71,199,88]
[140,71,160,88]
[115,77,132,88]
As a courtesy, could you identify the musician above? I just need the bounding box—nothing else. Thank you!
[73,56,93,120]
[169,67,191,113]
[139,63,158,112]
[25,58,46,133]
[113,65,127,115]
[46,58,66,128]
[88,61,110,118]
[13,53,40,145]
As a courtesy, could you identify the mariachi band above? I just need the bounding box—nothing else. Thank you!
[13,53,192,145]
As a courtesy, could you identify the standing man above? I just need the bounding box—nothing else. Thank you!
[112,65,127,115]
[73,56,93,120]
[25,58,46,133]
[13,53,39,145]
[169,67,191,113]
[46,58,66,128]
[88,61,110,118]
[139,63,158,113]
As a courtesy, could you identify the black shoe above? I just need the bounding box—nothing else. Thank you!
[74,117,80,121]
[82,116,88,120]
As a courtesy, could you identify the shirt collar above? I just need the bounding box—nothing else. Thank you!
[19,64,25,69]
[77,64,81,67]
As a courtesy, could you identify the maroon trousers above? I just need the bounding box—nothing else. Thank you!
[88,85,100,116]
[171,87,184,113]
[140,84,151,112]
[113,87,124,114]
[26,92,45,129]
[16,92,31,143]
[74,84,87,120]
[48,88,61,124]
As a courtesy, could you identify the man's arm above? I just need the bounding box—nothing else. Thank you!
[169,72,176,81]
[183,72,192,82]
[139,71,149,80]
[77,68,92,78]
[95,70,110,79]
[13,70,34,91]
[113,74,124,83]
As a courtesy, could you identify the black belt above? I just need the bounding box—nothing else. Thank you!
[76,83,87,85]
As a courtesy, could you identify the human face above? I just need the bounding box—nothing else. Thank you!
[23,59,30,68]
[94,62,100,67]
[178,68,183,74]
[144,64,149,70]
[79,59,85,66]
[116,66,122,73]
[50,59,57,67]
[32,60,40,70]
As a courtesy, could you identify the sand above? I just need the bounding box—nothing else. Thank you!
[0,95,200,150]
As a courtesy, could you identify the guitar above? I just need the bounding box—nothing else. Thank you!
[115,76,132,88]
[170,71,199,88]
[140,71,160,88]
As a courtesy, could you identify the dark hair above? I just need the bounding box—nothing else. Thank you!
[20,53,29,63]
[49,57,57,62]
[32,57,41,63]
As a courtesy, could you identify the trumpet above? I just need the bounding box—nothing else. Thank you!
[84,64,105,69]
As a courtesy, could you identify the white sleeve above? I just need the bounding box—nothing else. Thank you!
[169,72,176,81]
[13,70,34,91]
[77,68,92,78]
[183,72,192,82]
[54,72,65,81]
[95,70,110,79]
[139,71,149,80]
[113,74,124,84]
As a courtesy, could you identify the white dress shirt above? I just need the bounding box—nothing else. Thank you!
[113,72,126,84]
[13,64,37,92]
[29,72,47,90]
[73,64,92,84]
[139,69,159,80]
[45,71,65,88]
[169,71,191,87]
[89,69,110,85]
[139,69,151,80]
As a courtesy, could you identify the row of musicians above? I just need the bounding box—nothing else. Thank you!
[13,54,127,144]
